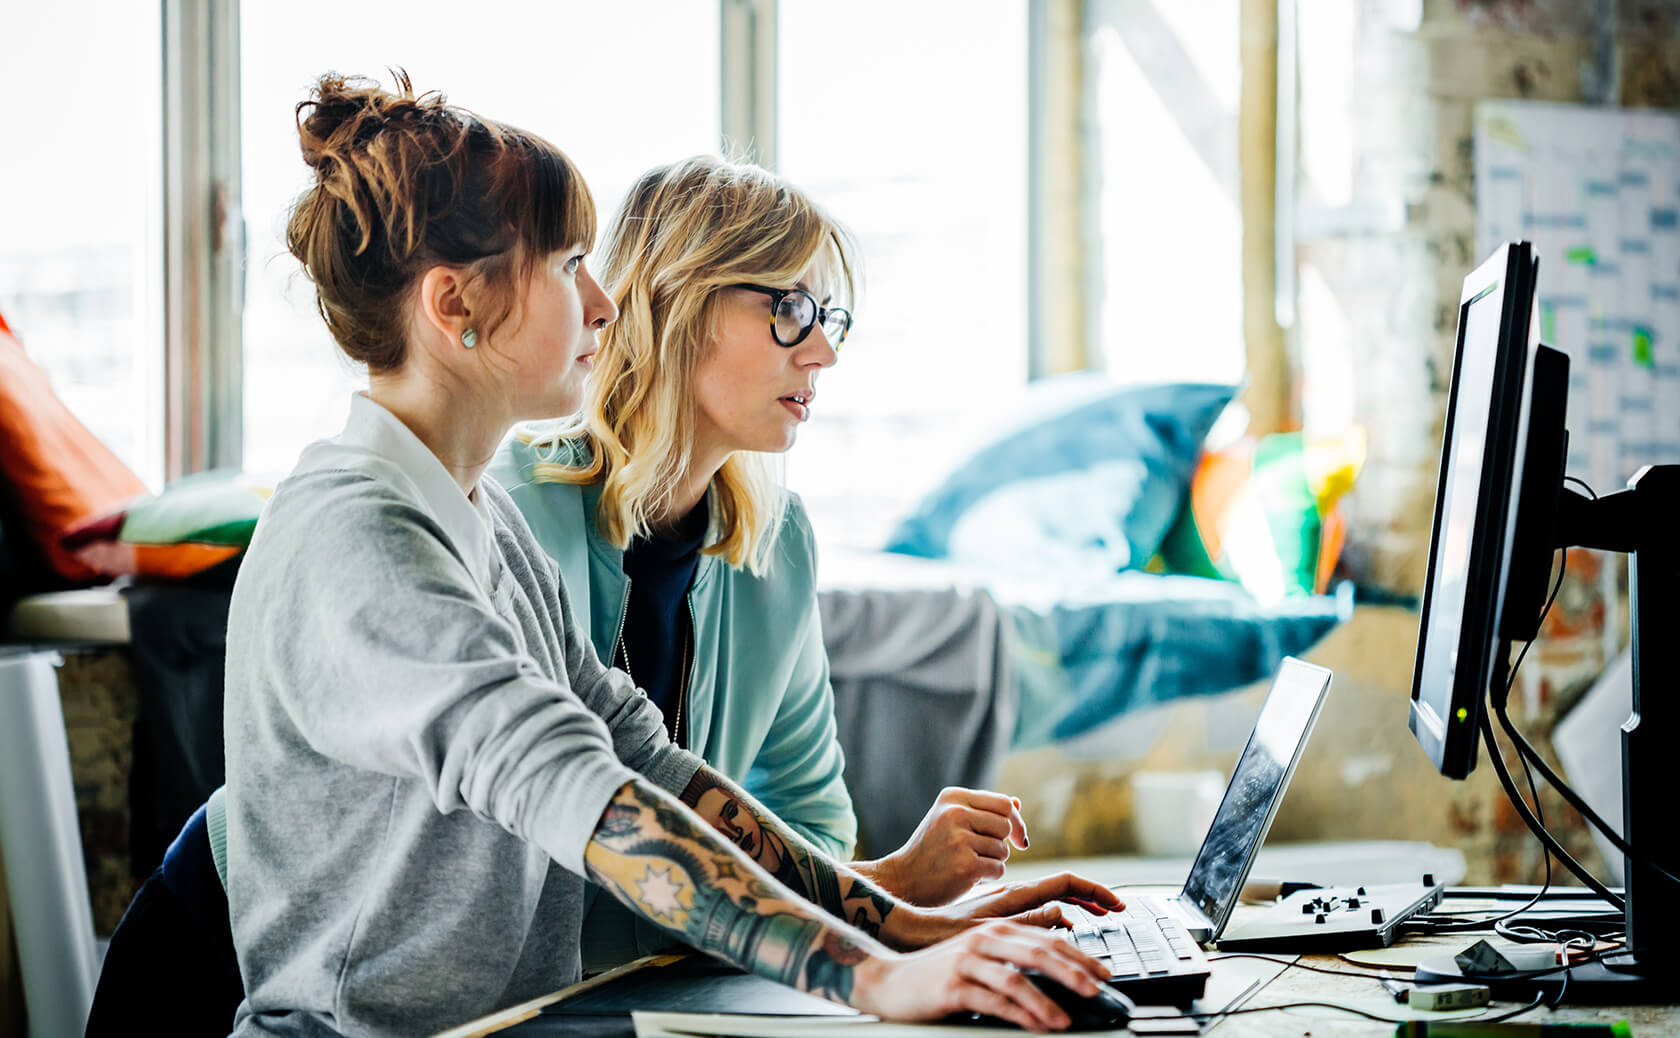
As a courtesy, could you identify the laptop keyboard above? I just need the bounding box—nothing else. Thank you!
[1059,899,1211,1006]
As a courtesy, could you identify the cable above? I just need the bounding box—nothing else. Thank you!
[1186,938,1667,1026]
[1489,502,1680,893]
[1169,988,1549,1027]
[1493,917,1623,942]
[1564,475,1598,499]
[1202,954,1556,1025]
[1496,706,1680,891]
[1493,545,1567,714]
[1412,705,1557,934]
[1477,709,1623,907]
[1405,547,1567,936]
[1214,953,1396,981]
[1469,536,1629,910]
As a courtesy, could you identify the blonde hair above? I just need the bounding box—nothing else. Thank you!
[522,156,858,574]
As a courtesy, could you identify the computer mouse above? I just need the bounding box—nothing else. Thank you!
[957,970,1136,1031]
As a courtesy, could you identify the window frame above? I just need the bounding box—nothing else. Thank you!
[177,0,1062,477]
[163,0,244,479]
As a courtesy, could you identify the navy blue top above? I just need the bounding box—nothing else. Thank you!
[616,497,708,739]
[158,801,230,941]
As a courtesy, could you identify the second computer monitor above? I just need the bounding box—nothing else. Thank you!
[1409,241,1550,780]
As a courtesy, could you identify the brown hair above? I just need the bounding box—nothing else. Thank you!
[285,70,596,371]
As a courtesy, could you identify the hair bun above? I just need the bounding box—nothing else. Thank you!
[283,68,595,373]
[296,70,428,172]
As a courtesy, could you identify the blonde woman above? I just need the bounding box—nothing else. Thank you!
[490,158,1095,970]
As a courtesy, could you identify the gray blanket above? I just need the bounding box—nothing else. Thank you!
[818,584,1017,856]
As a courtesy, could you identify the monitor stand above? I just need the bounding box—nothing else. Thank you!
[1417,465,1680,1001]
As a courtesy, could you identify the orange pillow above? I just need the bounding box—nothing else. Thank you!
[0,317,147,583]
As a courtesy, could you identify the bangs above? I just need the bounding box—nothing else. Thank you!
[512,131,597,259]
[745,202,858,307]
[816,225,859,307]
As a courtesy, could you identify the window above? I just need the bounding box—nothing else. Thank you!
[777,0,1030,551]
[1085,0,1245,387]
[0,2,166,490]
[238,1,721,477]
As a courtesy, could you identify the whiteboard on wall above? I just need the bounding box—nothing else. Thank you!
[1475,101,1680,493]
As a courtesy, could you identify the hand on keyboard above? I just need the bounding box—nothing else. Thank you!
[1056,901,1213,1005]
[955,871,1126,930]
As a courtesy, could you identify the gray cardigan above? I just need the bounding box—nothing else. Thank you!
[223,394,702,1037]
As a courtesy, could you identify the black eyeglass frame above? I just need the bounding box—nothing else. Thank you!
[731,283,853,348]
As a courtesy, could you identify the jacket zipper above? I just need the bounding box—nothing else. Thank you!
[612,578,634,682]
[614,578,692,749]
[672,596,696,749]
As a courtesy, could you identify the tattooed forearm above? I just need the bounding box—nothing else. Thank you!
[804,931,868,1003]
[585,779,883,1004]
[680,768,898,939]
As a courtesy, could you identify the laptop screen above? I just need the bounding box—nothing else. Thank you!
[1180,658,1331,934]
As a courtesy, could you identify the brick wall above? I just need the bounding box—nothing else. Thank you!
[57,649,142,935]
[1002,0,1680,884]
[1292,0,1679,877]
[1307,0,1680,597]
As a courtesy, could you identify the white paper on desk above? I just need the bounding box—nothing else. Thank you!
[633,954,1287,1038]
[1553,647,1632,884]
[633,1011,1175,1038]
[634,1012,981,1038]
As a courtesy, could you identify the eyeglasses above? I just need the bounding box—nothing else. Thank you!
[732,284,852,349]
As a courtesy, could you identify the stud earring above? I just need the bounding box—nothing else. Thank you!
[461,328,478,349]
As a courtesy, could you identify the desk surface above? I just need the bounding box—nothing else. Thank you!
[445,895,1680,1038]
[1213,939,1676,1036]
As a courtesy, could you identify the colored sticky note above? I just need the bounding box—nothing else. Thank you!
[1634,326,1654,368]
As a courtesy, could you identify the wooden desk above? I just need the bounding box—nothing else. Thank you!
[443,903,1680,1037]
[442,845,1680,1038]
[1211,938,1678,1036]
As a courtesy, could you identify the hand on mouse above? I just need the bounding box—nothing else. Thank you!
[849,919,1110,1031]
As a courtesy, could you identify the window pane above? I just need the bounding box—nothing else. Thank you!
[1088,0,1244,385]
[239,2,720,477]
[0,2,165,490]
[778,0,1030,551]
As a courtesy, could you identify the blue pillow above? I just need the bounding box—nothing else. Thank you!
[883,378,1236,573]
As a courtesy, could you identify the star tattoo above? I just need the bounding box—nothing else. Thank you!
[636,864,690,926]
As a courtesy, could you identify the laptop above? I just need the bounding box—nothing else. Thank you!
[1057,657,1330,1005]
[1108,656,1333,943]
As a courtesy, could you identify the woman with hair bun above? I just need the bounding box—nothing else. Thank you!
[104,73,1118,1037]
[490,157,1080,972]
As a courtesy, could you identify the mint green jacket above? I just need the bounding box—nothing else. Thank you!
[487,435,858,861]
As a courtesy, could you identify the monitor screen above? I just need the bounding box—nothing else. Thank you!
[1182,658,1331,932]
[1413,282,1502,741]
[1409,242,1540,780]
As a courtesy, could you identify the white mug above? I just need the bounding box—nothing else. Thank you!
[1130,769,1224,858]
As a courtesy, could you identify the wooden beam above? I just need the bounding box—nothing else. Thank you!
[1240,0,1291,433]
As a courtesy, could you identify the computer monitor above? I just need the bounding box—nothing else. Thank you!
[1409,241,1554,780]
[1410,240,1680,994]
